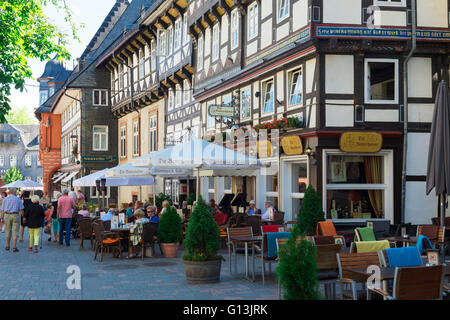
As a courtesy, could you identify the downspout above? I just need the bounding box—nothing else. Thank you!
[401,0,416,224]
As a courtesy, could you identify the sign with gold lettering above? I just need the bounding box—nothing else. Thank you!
[281,136,303,156]
[257,140,272,158]
[339,132,383,153]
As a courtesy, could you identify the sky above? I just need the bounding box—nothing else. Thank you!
[8,0,117,122]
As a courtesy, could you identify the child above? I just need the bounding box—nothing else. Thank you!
[44,204,54,242]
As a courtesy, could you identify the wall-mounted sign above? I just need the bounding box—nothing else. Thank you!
[257,140,272,158]
[82,155,118,163]
[208,105,235,117]
[339,132,383,153]
[315,25,450,42]
[281,136,303,156]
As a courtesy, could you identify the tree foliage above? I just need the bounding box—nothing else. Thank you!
[149,193,171,209]
[297,185,325,236]
[182,196,221,262]
[157,206,182,244]
[5,106,37,124]
[2,166,23,184]
[0,0,81,123]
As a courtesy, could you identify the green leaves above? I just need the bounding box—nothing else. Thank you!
[5,106,37,124]
[158,206,182,244]
[0,0,81,123]
[297,185,325,236]
[2,166,23,184]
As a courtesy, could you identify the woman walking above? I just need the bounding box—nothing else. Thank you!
[23,195,45,253]
[20,191,32,242]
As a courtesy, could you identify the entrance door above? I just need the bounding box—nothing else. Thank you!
[281,158,308,221]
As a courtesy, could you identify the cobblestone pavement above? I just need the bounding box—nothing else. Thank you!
[0,231,279,300]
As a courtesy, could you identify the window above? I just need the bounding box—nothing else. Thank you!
[266,173,279,210]
[0,155,4,167]
[168,27,174,55]
[25,176,31,181]
[174,19,182,50]
[139,50,145,79]
[149,114,157,152]
[37,157,41,167]
[208,177,215,202]
[183,13,189,44]
[159,30,167,56]
[231,10,239,49]
[278,0,290,21]
[37,176,43,184]
[248,3,259,40]
[120,126,126,158]
[288,68,303,108]
[240,88,251,120]
[207,102,215,129]
[168,89,174,111]
[212,24,220,62]
[365,59,398,104]
[93,90,108,106]
[374,0,406,6]
[151,40,156,71]
[132,121,139,156]
[176,84,182,108]
[184,80,190,104]
[93,126,108,151]
[119,64,124,89]
[10,155,17,167]
[197,36,204,70]
[40,91,48,105]
[262,79,274,113]
[224,177,232,193]
[25,155,32,167]
[49,87,55,97]
[324,152,392,221]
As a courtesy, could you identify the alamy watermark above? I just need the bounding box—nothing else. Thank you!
[66,265,81,290]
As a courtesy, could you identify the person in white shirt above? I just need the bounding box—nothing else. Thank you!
[262,200,275,220]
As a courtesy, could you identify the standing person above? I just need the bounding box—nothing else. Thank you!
[76,190,86,203]
[0,191,7,233]
[57,189,76,246]
[51,193,61,243]
[23,195,45,253]
[20,191,32,243]
[0,188,24,252]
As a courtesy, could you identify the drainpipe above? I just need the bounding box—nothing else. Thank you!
[401,0,416,224]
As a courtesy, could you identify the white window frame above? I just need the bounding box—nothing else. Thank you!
[159,30,167,57]
[287,67,303,109]
[174,19,182,50]
[25,155,32,167]
[139,49,145,79]
[240,87,252,121]
[92,125,108,151]
[90,185,110,199]
[224,177,232,194]
[248,2,259,40]
[364,58,399,105]
[184,80,190,104]
[207,102,216,129]
[278,0,290,23]
[37,176,43,184]
[175,84,182,108]
[374,0,406,7]
[168,26,174,55]
[93,89,108,106]
[40,91,48,106]
[231,10,239,50]
[0,155,4,167]
[197,36,204,71]
[120,126,127,158]
[37,156,41,167]
[183,13,189,44]
[262,78,275,114]
[151,40,156,71]
[149,114,157,153]
[212,24,220,62]
[322,149,394,223]
[168,89,175,111]
[25,176,31,181]
[10,155,17,167]
[132,121,139,156]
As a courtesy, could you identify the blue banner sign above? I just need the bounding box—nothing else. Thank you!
[315,25,450,42]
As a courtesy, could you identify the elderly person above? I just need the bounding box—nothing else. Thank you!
[78,204,89,217]
[245,200,259,216]
[146,206,159,224]
[262,200,276,221]
[23,195,45,253]
[0,191,7,233]
[0,188,24,252]
[160,200,170,218]
[57,189,76,246]
[128,209,150,259]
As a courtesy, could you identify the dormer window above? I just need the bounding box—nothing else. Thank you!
[40,91,48,105]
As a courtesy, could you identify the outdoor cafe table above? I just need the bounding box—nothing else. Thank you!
[229,236,263,282]
[110,227,131,258]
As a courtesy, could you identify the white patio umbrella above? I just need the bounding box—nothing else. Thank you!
[73,167,156,187]
[2,180,43,190]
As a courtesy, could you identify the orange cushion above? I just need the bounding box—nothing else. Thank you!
[103,238,119,244]
[318,221,337,237]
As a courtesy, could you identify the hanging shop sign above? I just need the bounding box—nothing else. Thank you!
[81,155,118,163]
[281,136,303,156]
[257,140,272,158]
[208,105,235,117]
[339,132,383,153]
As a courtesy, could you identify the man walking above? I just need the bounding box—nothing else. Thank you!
[0,188,24,252]
[57,189,75,246]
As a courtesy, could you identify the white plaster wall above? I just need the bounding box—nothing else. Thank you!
[405,181,439,225]
[276,22,290,42]
[292,0,309,31]
[306,57,316,94]
[323,0,361,24]
[406,132,430,176]
[417,0,448,28]
[247,41,258,57]
[221,14,229,45]
[325,100,354,127]
[325,55,354,94]
[374,11,406,27]
[408,57,433,98]
[261,0,272,20]
[408,103,434,123]
[260,19,273,50]
[365,109,399,122]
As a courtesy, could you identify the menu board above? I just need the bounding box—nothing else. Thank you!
[111,216,119,229]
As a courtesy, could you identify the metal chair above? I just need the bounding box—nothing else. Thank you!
[226,226,253,274]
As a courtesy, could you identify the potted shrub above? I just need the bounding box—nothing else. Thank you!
[182,196,222,283]
[158,206,182,258]
[297,185,325,236]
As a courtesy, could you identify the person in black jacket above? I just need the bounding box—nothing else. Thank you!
[23,195,45,253]
[20,191,32,242]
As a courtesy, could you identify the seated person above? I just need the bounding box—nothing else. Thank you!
[146,206,159,224]
[179,200,188,210]
[213,207,229,226]
[128,209,150,259]
[262,200,276,220]
[245,200,259,216]
[101,208,117,221]
[78,204,90,217]
[126,203,134,218]
[209,199,217,215]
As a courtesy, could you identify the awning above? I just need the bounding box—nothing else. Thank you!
[53,172,68,184]
[62,171,79,183]
[52,171,63,180]
[198,169,259,177]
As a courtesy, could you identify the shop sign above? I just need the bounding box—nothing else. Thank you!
[257,140,272,158]
[339,132,383,153]
[208,105,235,117]
[281,136,303,155]
[81,155,118,163]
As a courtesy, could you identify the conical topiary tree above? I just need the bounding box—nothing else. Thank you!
[158,206,182,244]
[297,185,324,236]
[182,196,221,261]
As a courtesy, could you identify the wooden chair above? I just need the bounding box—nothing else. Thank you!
[226,227,253,274]
[243,215,262,236]
[273,211,285,225]
[367,265,445,300]
[78,218,93,249]
[417,225,445,248]
[132,222,159,260]
[316,244,342,300]
[354,227,376,242]
[317,221,338,236]
[336,252,382,300]
[92,221,122,262]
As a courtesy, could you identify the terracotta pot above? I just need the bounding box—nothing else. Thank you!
[183,259,222,284]
[161,243,179,258]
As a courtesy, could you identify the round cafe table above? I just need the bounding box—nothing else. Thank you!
[110,227,132,257]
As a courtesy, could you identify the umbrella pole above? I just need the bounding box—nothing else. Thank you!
[440,193,446,261]
[152,176,156,206]
[196,168,200,202]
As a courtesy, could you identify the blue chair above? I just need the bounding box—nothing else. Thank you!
[382,246,423,267]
